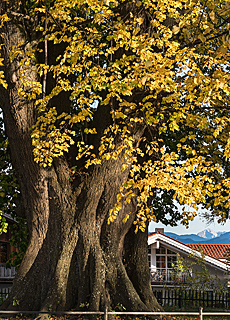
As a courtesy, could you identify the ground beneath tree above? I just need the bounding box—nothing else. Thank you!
[3,315,230,320]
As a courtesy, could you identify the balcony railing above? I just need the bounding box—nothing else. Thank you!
[150,269,189,284]
[0,264,16,279]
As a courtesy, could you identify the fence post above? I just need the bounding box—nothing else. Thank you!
[199,306,203,320]
[104,305,108,320]
[178,290,182,309]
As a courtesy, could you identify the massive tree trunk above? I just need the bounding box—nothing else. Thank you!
[0,0,162,313]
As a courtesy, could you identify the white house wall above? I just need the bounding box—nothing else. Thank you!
[178,252,229,285]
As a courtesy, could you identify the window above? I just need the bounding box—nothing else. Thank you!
[156,247,166,254]
[167,255,177,268]
[156,256,166,268]
[0,243,7,263]
[148,247,151,269]
[155,245,177,282]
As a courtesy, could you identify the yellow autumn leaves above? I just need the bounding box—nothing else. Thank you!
[0,13,8,89]
[1,0,230,229]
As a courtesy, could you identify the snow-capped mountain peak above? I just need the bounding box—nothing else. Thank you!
[197,228,218,239]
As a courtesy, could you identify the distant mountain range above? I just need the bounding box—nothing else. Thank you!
[164,228,230,244]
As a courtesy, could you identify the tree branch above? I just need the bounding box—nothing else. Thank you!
[42,10,48,99]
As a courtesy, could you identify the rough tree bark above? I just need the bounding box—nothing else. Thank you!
[0,0,162,314]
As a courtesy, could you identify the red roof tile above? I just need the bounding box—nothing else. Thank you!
[186,243,230,259]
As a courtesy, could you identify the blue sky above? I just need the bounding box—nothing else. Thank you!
[149,215,230,235]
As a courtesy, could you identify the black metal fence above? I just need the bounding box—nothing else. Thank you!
[0,287,11,303]
[153,288,230,308]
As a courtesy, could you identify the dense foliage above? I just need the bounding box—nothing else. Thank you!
[0,116,27,267]
[1,0,229,229]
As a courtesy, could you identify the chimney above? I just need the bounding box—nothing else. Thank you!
[155,228,164,234]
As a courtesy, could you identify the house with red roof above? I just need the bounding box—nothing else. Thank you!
[148,228,230,289]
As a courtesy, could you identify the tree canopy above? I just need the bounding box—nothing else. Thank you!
[0,0,230,313]
[4,0,230,226]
